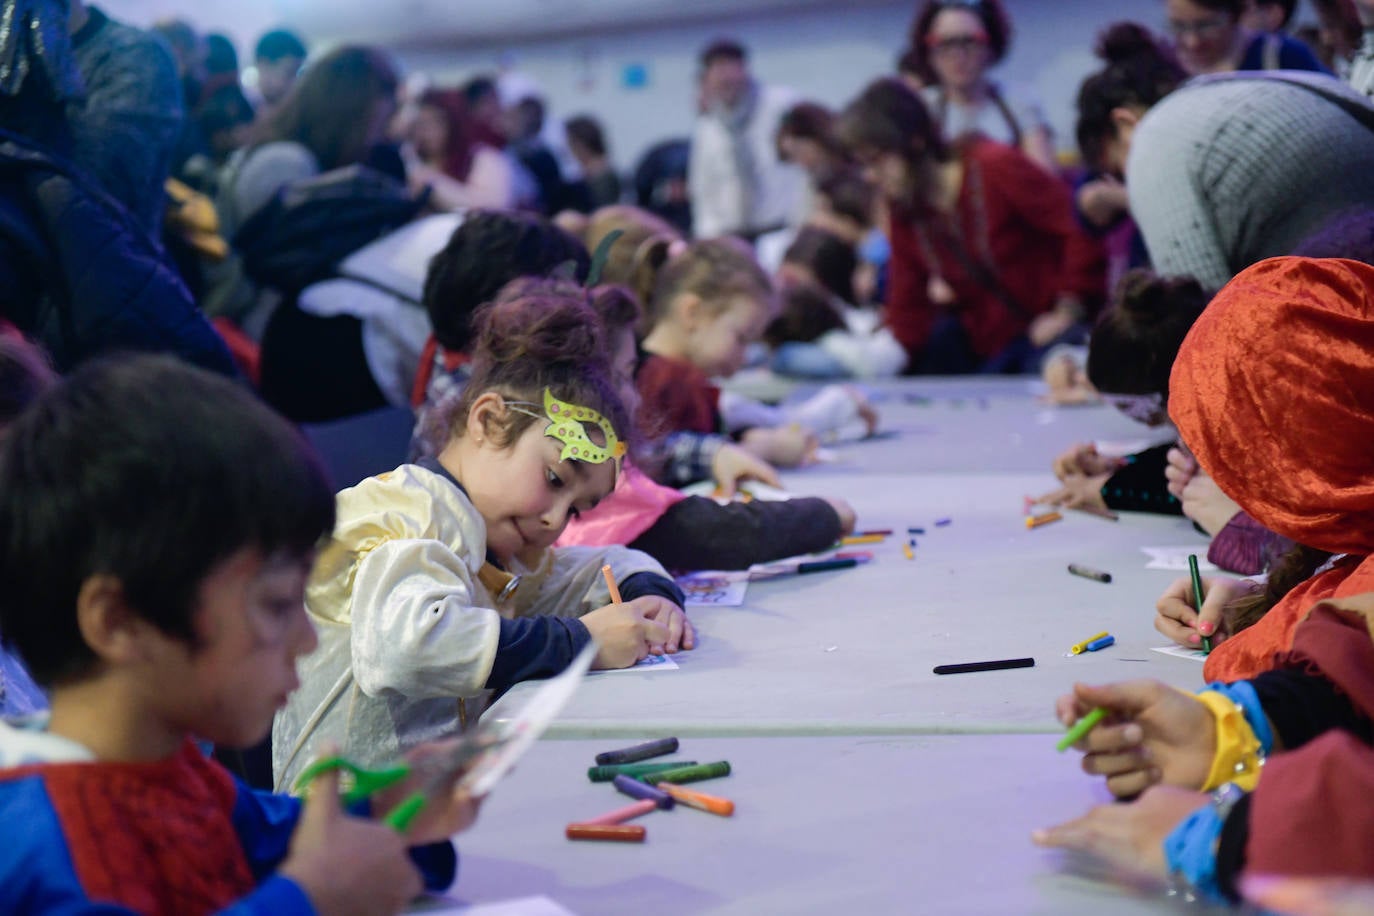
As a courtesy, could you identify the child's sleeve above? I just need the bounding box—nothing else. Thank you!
[228,782,458,906]
[349,538,503,699]
[532,545,684,617]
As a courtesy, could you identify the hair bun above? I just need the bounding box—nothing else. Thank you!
[471,294,605,370]
[1115,269,1208,324]
[1097,22,1162,66]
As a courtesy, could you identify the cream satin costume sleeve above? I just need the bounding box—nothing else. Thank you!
[273,465,500,791]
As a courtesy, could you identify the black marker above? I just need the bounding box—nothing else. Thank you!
[933,657,1035,675]
[1067,563,1112,584]
[594,737,679,766]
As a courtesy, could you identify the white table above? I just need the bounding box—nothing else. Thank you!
[434,734,1224,916]
[487,473,1211,737]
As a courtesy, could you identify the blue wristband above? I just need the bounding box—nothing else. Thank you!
[1163,802,1227,904]
[1202,680,1274,755]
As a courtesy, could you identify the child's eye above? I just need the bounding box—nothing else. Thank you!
[546,468,564,489]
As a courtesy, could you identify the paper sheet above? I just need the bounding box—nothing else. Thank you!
[677,570,750,606]
[1151,645,1208,662]
[1141,547,1218,572]
[586,652,680,675]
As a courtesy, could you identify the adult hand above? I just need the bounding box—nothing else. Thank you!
[1155,575,1257,648]
[1037,473,1112,515]
[1032,785,1211,879]
[1052,443,1124,481]
[1180,473,1242,536]
[1164,446,1199,500]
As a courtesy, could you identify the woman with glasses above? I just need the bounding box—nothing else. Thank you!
[1164,0,1327,74]
[905,0,1057,171]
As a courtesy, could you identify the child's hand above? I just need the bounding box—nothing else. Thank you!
[1037,473,1111,515]
[1032,785,1211,878]
[372,741,485,846]
[635,595,695,654]
[1052,443,1123,481]
[824,497,857,535]
[711,443,782,498]
[1164,446,1198,499]
[1155,575,1256,648]
[741,425,819,468]
[282,765,423,916]
[1179,473,1242,536]
[582,597,673,669]
[1054,680,1216,798]
[846,387,880,436]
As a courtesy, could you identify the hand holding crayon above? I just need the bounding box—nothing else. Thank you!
[1053,680,1217,799]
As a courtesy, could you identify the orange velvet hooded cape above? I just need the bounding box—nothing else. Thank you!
[1169,257,1374,682]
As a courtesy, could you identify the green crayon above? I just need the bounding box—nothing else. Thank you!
[1056,707,1108,752]
[647,761,731,784]
[587,761,699,782]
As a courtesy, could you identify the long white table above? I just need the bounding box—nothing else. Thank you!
[452,379,1223,914]
[430,734,1225,915]
[487,472,1210,736]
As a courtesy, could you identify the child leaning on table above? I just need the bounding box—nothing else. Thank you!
[0,356,477,916]
[275,289,693,790]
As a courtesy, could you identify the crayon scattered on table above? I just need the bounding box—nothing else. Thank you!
[656,783,735,816]
[613,774,674,809]
[566,824,647,842]
[933,657,1035,675]
[1067,563,1112,583]
[796,558,859,575]
[935,518,952,527]
[903,540,914,561]
[840,533,886,546]
[1025,512,1062,529]
[1084,635,1115,652]
[587,761,698,782]
[649,761,732,784]
[1069,631,1110,655]
[1189,554,1212,653]
[856,529,892,538]
[1056,707,1108,752]
[907,527,926,535]
[595,737,679,766]
[833,551,873,562]
[577,799,658,826]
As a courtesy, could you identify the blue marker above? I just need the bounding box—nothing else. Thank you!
[1084,635,1115,652]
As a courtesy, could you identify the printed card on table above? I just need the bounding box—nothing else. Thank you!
[677,570,750,607]
[1152,645,1208,662]
[586,652,680,675]
[1142,547,1218,572]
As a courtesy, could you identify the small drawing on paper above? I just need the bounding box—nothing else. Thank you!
[587,652,680,676]
[677,571,749,607]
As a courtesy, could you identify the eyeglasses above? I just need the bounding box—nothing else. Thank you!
[1166,16,1232,39]
[925,33,989,55]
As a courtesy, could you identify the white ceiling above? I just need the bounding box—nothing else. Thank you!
[106,0,899,49]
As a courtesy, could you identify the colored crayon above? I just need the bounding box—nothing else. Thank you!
[933,658,1035,675]
[595,737,679,766]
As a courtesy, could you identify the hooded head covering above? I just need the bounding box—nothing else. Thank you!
[1170,256,1374,556]
[0,0,81,102]
[1172,256,1374,683]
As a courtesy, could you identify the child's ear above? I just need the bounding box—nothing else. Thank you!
[465,390,507,444]
[676,293,706,330]
[75,575,145,665]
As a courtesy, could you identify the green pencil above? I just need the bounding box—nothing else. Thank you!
[1188,554,1211,653]
[1056,707,1108,752]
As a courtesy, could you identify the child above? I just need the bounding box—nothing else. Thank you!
[1038,590,1374,904]
[421,208,779,498]
[553,280,856,570]
[275,290,693,790]
[0,333,55,719]
[0,355,473,914]
[638,237,878,467]
[411,209,590,454]
[1149,257,1374,682]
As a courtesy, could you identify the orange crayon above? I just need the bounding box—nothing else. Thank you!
[1025,512,1063,530]
[656,783,735,816]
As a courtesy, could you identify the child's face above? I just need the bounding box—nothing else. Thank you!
[686,295,772,378]
[144,549,317,749]
[463,417,618,563]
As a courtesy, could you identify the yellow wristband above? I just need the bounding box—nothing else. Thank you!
[1196,690,1264,792]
